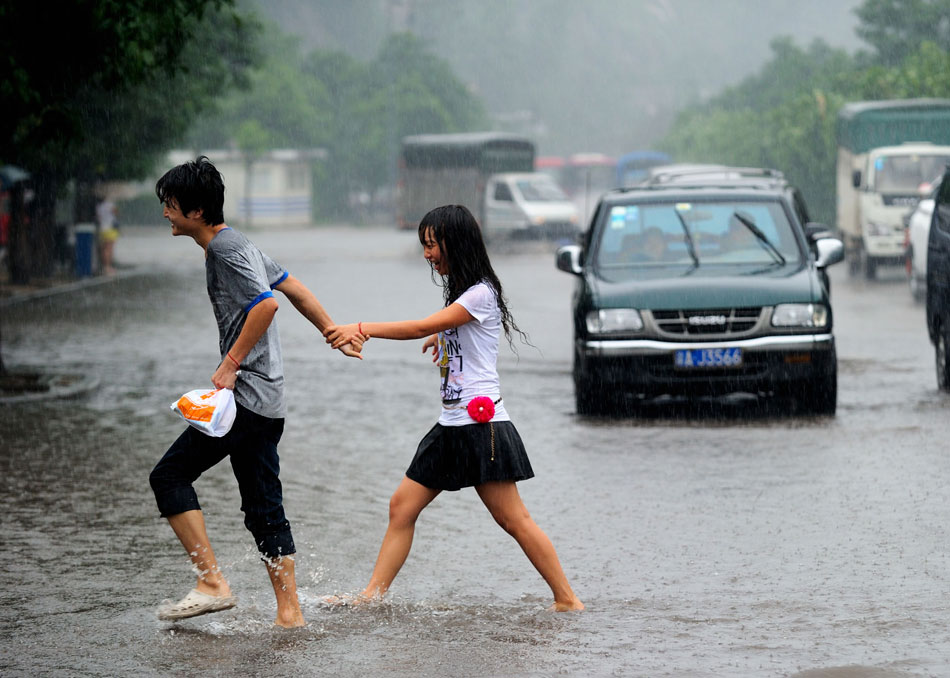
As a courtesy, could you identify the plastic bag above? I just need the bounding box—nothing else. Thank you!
[171,388,236,437]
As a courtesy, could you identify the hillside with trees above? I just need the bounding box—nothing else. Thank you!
[182,24,488,220]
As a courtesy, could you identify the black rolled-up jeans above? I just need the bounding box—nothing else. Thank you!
[149,403,295,560]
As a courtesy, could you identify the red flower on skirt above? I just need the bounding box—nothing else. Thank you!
[467,396,495,423]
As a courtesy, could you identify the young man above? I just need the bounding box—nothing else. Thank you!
[149,155,361,627]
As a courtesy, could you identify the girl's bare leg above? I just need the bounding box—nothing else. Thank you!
[360,476,441,600]
[475,481,584,611]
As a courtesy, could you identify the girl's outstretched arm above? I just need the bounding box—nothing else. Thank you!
[324,303,474,350]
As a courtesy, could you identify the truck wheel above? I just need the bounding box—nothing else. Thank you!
[862,251,877,279]
[847,242,861,277]
[936,323,950,392]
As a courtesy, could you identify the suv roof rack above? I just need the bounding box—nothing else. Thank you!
[645,165,785,186]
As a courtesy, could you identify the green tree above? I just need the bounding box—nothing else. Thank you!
[0,0,259,379]
[332,32,489,219]
[706,38,858,113]
[660,15,950,227]
[185,26,330,150]
[1,0,260,283]
[2,0,259,180]
[851,41,950,98]
[186,29,489,221]
[855,0,950,65]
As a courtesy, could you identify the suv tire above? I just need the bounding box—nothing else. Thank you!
[798,350,837,415]
[936,322,950,392]
[574,377,622,416]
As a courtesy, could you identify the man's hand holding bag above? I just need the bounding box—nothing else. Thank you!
[170,388,236,437]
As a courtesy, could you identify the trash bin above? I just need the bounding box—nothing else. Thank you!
[74,223,96,277]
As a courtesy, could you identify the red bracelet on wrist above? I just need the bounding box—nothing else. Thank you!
[358,321,363,335]
[227,351,240,367]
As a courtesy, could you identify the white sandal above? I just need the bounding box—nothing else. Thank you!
[157,588,237,621]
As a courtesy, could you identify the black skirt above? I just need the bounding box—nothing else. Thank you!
[405,421,535,491]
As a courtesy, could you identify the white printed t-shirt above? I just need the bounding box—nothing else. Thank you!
[437,281,510,427]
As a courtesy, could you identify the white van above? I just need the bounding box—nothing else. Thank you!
[483,172,581,240]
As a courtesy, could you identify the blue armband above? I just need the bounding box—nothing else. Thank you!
[244,290,275,313]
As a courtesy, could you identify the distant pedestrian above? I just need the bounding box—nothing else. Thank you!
[96,196,119,275]
[323,204,583,611]
[148,155,362,627]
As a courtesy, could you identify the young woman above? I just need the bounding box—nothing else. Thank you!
[324,204,583,611]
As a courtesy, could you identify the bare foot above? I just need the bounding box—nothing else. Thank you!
[320,593,373,608]
[274,611,306,628]
[549,598,585,612]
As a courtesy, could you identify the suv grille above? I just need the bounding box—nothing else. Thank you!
[652,307,762,336]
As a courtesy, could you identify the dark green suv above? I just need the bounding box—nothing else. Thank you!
[555,168,845,415]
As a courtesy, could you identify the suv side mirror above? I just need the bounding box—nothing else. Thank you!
[852,169,862,189]
[556,244,583,275]
[815,237,845,268]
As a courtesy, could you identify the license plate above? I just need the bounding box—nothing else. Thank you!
[674,347,742,368]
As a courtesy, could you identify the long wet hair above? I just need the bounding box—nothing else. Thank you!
[418,204,529,351]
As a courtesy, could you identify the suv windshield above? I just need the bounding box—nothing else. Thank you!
[594,199,801,268]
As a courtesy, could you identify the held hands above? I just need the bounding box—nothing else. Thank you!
[324,323,370,357]
[338,341,364,360]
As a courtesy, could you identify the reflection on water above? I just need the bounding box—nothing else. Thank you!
[1,227,949,676]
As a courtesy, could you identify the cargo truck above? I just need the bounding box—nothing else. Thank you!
[396,132,534,230]
[836,99,950,278]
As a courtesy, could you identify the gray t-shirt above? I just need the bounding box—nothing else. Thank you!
[206,228,288,418]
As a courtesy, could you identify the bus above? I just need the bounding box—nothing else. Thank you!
[396,132,536,229]
[534,155,567,186]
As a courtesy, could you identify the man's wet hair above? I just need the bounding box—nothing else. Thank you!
[155,155,226,225]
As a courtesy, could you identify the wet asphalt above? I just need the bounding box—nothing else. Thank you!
[0,224,948,677]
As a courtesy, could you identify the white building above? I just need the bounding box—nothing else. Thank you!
[165,148,327,227]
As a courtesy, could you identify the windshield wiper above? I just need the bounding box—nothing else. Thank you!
[732,211,786,265]
[743,260,786,276]
[673,208,700,268]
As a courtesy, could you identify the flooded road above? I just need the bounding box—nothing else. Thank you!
[2,225,949,677]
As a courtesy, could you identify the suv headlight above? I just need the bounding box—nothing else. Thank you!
[771,303,828,328]
[586,309,644,334]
